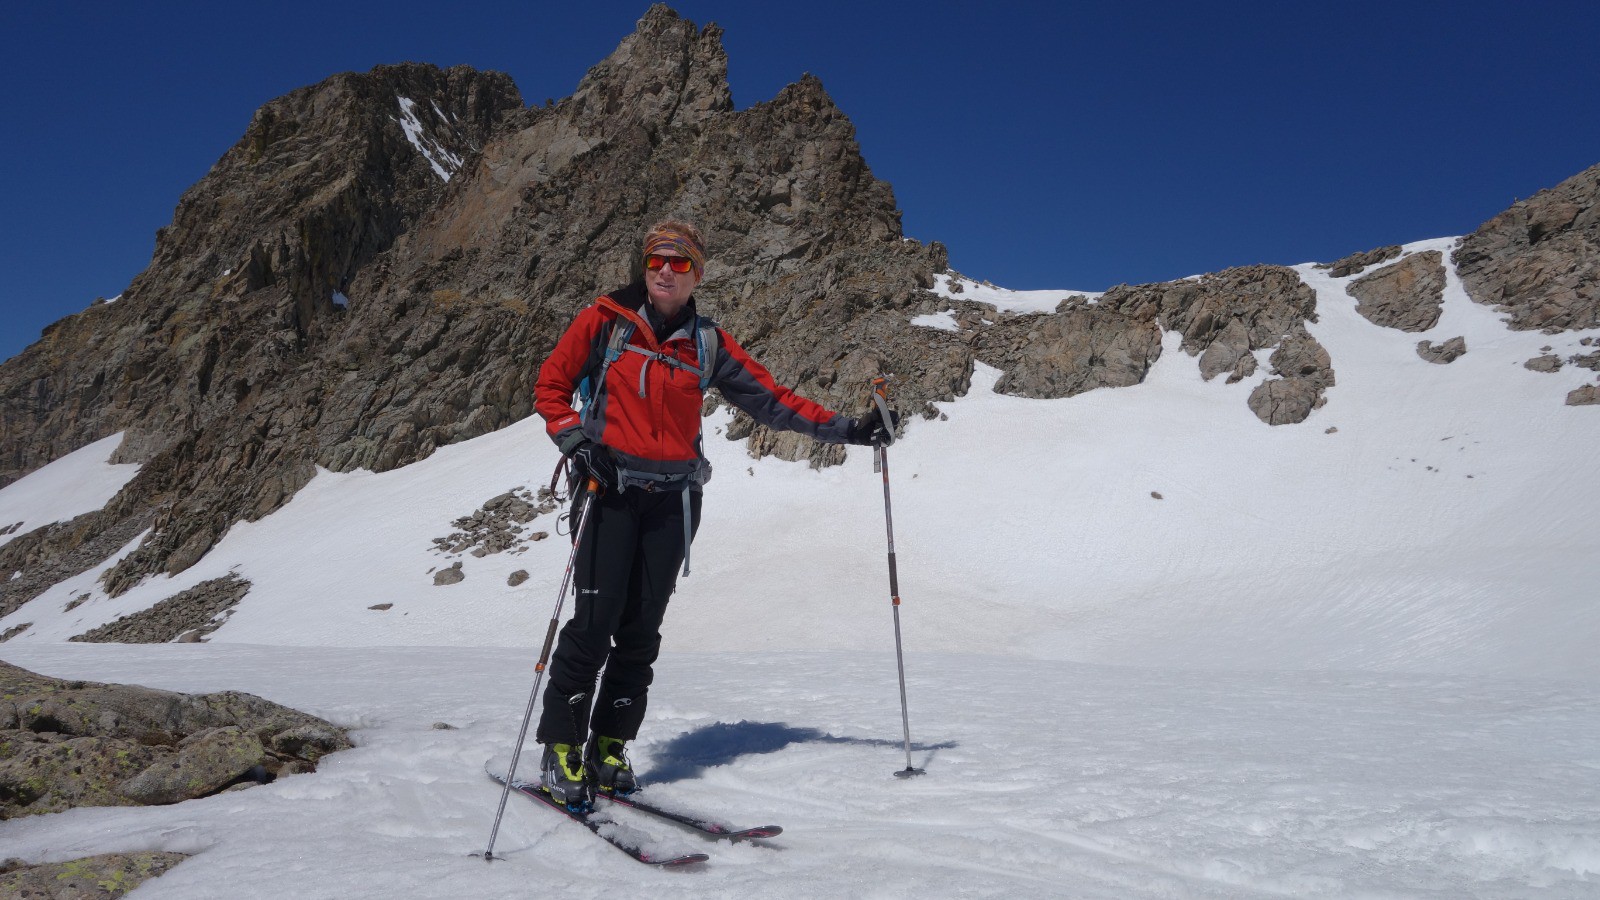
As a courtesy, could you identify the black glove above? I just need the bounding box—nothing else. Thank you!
[567,439,617,490]
[846,405,899,446]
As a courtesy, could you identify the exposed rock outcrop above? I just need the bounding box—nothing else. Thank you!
[1417,337,1467,364]
[1455,162,1600,331]
[977,306,1162,398]
[0,63,522,490]
[69,574,251,643]
[1248,325,1336,425]
[0,661,349,819]
[0,63,522,607]
[1347,251,1446,332]
[0,507,153,621]
[0,851,189,899]
[1323,244,1402,278]
[1103,265,1329,422]
[959,264,1330,424]
[1196,319,1259,384]
[1103,265,1319,361]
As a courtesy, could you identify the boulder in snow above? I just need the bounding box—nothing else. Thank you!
[1416,336,1467,364]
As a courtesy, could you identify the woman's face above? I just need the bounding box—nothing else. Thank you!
[645,250,700,316]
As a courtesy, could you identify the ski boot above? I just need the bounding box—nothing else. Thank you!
[587,735,638,795]
[540,743,593,811]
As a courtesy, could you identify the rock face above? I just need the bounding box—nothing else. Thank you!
[957,264,1332,424]
[0,507,153,622]
[69,574,251,643]
[1324,245,1402,278]
[1455,161,1600,331]
[0,63,521,491]
[0,852,189,899]
[1248,325,1336,425]
[0,661,350,819]
[1347,251,1446,332]
[0,62,522,615]
[977,306,1162,399]
[1109,265,1331,423]
[0,6,948,608]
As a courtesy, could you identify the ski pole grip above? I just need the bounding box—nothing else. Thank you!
[870,377,896,448]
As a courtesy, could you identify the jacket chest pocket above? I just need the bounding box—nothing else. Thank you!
[611,345,696,400]
[655,345,705,441]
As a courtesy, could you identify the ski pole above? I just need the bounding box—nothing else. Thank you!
[870,377,924,779]
[479,477,601,861]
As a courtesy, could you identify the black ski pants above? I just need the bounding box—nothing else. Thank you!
[535,484,701,746]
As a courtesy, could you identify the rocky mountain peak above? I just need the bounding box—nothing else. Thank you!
[0,9,947,605]
[0,62,521,492]
[567,4,732,134]
[144,62,519,317]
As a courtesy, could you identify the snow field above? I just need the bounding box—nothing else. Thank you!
[3,643,1598,899]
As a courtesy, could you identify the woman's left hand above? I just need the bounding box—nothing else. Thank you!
[847,406,899,446]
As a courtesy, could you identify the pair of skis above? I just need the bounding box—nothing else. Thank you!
[486,770,781,867]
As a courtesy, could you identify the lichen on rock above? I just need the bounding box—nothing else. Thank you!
[0,661,351,819]
[0,851,190,899]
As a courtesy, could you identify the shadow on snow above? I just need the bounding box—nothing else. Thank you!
[643,720,956,784]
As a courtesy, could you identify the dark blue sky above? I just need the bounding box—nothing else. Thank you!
[4,1,1597,363]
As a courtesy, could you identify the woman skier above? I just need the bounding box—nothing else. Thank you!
[531,220,894,808]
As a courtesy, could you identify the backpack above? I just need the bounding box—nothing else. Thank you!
[576,314,719,425]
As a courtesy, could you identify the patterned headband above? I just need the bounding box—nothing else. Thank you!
[642,231,705,274]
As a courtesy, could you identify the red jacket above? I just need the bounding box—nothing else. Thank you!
[535,281,853,476]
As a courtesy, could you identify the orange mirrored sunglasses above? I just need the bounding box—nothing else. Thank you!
[645,254,696,274]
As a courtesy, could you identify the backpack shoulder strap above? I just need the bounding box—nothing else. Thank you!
[695,316,719,391]
[605,317,637,362]
[578,315,637,424]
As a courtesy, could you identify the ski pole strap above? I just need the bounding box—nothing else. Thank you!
[870,376,896,447]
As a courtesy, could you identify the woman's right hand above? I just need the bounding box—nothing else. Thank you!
[569,439,617,490]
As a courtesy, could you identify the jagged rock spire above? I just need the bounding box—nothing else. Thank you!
[568,5,733,133]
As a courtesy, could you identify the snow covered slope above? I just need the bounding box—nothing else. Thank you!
[0,433,139,552]
[5,238,1595,679]
[2,239,1598,898]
